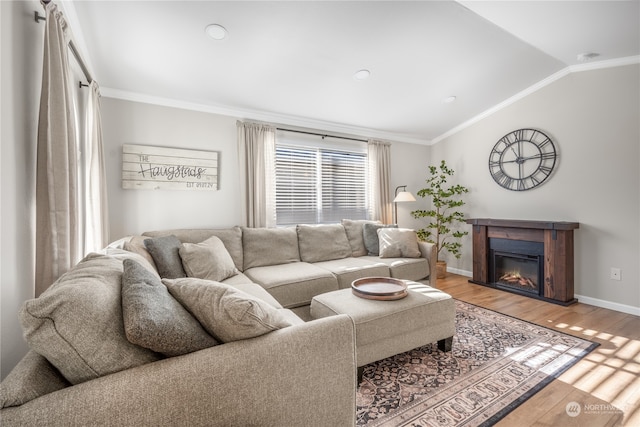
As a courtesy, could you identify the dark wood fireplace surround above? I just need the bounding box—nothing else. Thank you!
[466,218,579,306]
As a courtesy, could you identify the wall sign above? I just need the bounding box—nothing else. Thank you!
[122,144,218,190]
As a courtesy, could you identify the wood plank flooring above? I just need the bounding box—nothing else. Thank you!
[434,273,639,427]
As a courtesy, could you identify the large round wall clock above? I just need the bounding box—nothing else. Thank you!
[488,128,557,191]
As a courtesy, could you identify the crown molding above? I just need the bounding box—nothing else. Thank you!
[100,87,430,146]
[430,55,640,145]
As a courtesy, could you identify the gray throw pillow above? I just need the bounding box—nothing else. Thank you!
[122,259,219,356]
[341,219,380,257]
[363,223,398,255]
[179,236,238,282]
[144,235,186,278]
[378,228,422,258]
[164,278,293,343]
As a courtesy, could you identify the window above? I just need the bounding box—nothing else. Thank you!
[275,132,368,226]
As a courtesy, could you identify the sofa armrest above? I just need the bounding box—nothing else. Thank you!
[1,315,357,426]
[418,241,438,284]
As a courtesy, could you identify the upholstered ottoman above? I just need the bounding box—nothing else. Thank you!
[310,282,455,380]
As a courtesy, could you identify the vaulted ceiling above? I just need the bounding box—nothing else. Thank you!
[67,1,639,144]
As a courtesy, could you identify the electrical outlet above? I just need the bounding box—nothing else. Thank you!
[610,268,621,281]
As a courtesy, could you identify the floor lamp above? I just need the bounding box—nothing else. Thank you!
[393,185,416,225]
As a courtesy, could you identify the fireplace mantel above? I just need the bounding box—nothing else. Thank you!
[466,218,579,305]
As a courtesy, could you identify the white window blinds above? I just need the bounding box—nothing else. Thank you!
[275,132,368,226]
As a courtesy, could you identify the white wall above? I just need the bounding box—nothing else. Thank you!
[101,98,242,239]
[432,64,640,313]
[1,0,42,379]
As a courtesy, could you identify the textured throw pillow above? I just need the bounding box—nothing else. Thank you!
[123,235,158,272]
[121,259,219,356]
[296,224,352,262]
[19,251,162,385]
[163,278,293,343]
[341,219,380,257]
[144,235,186,278]
[378,228,422,258]
[0,350,70,408]
[242,227,300,270]
[363,223,398,256]
[179,236,238,282]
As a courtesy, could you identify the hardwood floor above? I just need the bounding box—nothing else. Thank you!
[435,273,639,427]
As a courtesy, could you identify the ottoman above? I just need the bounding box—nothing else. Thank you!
[310,282,455,380]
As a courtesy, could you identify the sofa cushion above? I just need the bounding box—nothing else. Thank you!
[361,256,430,281]
[121,259,219,356]
[143,227,244,271]
[179,236,238,282]
[227,282,284,309]
[244,262,339,308]
[19,250,162,385]
[378,228,422,258]
[242,227,300,269]
[0,350,69,408]
[297,224,352,263]
[163,278,293,343]
[144,235,186,278]
[363,223,398,255]
[313,257,390,289]
[341,219,380,257]
[221,271,255,286]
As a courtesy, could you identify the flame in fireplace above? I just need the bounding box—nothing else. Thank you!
[499,271,536,289]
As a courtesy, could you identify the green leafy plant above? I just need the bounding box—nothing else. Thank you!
[411,160,469,260]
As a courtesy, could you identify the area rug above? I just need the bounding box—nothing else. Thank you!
[356,300,599,426]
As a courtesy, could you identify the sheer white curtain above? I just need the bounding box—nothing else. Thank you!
[83,81,109,253]
[35,2,108,295]
[367,139,392,224]
[237,121,276,228]
[36,1,79,295]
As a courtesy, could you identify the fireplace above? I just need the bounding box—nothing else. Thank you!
[466,218,579,305]
[489,238,544,297]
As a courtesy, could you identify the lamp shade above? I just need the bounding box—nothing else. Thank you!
[393,191,416,203]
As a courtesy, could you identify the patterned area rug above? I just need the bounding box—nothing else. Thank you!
[357,300,599,426]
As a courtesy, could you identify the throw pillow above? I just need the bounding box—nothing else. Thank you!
[296,224,352,262]
[378,228,422,258]
[363,223,398,256]
[19,251,162,385]
[144,235,186,278]
[121,259,219,356]
[163,278,293,343]
[0,350,70,408]
[179,236,238,282]
[123,235,158,272]
[341,219,380,257]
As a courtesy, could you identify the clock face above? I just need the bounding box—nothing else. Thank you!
[489,129,557,191]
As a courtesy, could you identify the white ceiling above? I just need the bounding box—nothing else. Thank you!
[68,1,640,144]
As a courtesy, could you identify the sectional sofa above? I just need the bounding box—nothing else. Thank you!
[1,220,436,426]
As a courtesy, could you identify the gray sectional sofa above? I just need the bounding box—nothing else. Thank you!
[1,220,436,426]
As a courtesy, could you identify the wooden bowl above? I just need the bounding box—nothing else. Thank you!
[351,277,408,300]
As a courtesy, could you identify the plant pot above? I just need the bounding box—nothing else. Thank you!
[436,261,447,279]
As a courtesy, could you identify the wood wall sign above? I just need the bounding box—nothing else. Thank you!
[122,144,218,190]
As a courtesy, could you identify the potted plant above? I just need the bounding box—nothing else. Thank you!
[411,160,469,279]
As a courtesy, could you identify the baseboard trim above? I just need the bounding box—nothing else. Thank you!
[445,267,640,316]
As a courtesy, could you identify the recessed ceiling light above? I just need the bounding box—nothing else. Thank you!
[443,96,457,103]
[577,52,600,62]
[353,69,371,80]
[205,24,227,40]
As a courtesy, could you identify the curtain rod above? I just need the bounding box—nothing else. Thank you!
[276,127,367,143]
[34,9,94,83]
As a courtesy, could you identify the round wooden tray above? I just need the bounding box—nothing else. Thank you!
[351,277,408,300]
